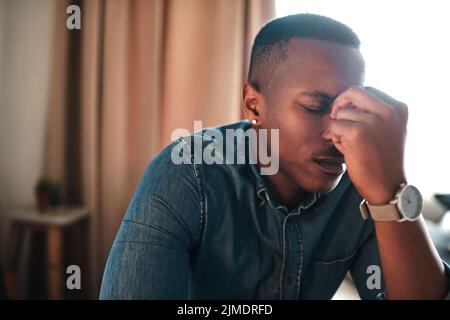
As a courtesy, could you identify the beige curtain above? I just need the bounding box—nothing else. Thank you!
[45,0,274,297]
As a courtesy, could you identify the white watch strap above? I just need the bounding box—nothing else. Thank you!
[359,199,402,221]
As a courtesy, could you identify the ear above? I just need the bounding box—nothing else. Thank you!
[242,83,263,123]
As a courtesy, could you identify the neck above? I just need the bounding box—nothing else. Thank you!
[251,130,309,209]
[260,165,310,210]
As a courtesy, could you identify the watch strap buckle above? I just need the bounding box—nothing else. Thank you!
[359,199,370,220]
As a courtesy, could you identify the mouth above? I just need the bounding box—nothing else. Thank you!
[313,157,345,176]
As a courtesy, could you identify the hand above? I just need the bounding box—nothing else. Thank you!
[326,86,409,204]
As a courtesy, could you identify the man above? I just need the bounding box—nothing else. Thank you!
[100,13,450,299]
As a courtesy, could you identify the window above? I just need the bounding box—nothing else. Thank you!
[276,0,450,196]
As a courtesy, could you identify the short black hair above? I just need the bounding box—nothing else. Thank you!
[248,13,360,92]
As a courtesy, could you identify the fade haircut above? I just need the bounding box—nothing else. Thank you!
[248,13,360,92]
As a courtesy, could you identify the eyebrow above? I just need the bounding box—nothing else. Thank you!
[299,90,336,102]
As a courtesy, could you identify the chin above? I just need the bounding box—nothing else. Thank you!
[298,172,344,194]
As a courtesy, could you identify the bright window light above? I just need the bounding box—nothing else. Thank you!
[275,0,450,196]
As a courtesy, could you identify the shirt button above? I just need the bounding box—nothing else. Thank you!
[283,274,295,286]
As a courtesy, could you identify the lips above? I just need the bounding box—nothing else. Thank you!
[314,157,345,175]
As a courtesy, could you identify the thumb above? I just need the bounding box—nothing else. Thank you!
[331,137,346,156]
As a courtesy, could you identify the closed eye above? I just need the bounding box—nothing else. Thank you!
[298,103,330,114]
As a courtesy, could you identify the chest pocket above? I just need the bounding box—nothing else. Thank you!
[300,248,357,299]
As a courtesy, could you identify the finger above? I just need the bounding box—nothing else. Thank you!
[331,137,346,155]
[327,119,359,140]
[335,107,376,124]
[364,86,403,106]
[330,85,392,119]
[365,86,409,121]
[326,120,357,154]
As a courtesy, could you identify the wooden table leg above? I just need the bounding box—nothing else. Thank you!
[5,223,25,299]
[47,226,63,299]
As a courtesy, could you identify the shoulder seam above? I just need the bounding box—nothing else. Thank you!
[188,147,206,252]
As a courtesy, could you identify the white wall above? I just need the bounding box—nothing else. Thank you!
[275,0,450,220]
[0,0,7,269]
[0,0,56,263]
[0,1,6,211]
[0,0,56,208]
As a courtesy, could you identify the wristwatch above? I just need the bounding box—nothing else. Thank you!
[359,183,423,222]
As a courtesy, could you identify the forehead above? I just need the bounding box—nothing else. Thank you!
[271,38,365,95]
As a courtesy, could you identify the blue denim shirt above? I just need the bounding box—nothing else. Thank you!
[100,120,450,299]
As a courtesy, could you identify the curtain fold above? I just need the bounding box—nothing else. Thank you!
[44,0,274,296]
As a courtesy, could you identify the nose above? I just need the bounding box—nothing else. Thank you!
[321,115,333,141]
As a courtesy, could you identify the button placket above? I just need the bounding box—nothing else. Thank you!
[279,194,319,300]
[280,212,303,299]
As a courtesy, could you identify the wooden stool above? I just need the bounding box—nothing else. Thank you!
[4,207,89,299]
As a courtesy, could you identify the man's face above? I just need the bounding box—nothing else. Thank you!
[258,38,365,194]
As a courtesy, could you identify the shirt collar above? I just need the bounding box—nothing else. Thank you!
[248,162,321,215]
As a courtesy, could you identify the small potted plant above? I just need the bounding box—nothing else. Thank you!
[35,178,53,213]
[48,182,62,207]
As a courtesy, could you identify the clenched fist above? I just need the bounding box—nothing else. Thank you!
[325,86,409,205]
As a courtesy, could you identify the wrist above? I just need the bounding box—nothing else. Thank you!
[360,182,422,222]
[365,177,407,205]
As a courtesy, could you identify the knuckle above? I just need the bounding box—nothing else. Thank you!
[391,101,409,123]
[350,126,364,140]
[348,85,363,94]
[367,113,378,126]
[382,106,395,118]
[399,102,409,117]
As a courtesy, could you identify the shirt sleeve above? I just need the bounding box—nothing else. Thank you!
[350,229,450,300]
[99,143,203,299]
[441,261,450,300]
[349,231,387,300]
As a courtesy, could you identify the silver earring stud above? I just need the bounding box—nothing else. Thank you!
[251,119,258,125]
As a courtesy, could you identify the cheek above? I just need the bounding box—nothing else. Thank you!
[263,103,328,164]
[278,114,324,158]
[276,128,314,174]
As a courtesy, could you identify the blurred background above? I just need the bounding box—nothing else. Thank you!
[0,0,449,299]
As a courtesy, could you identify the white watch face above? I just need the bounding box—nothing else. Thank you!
[398,185,423,221]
